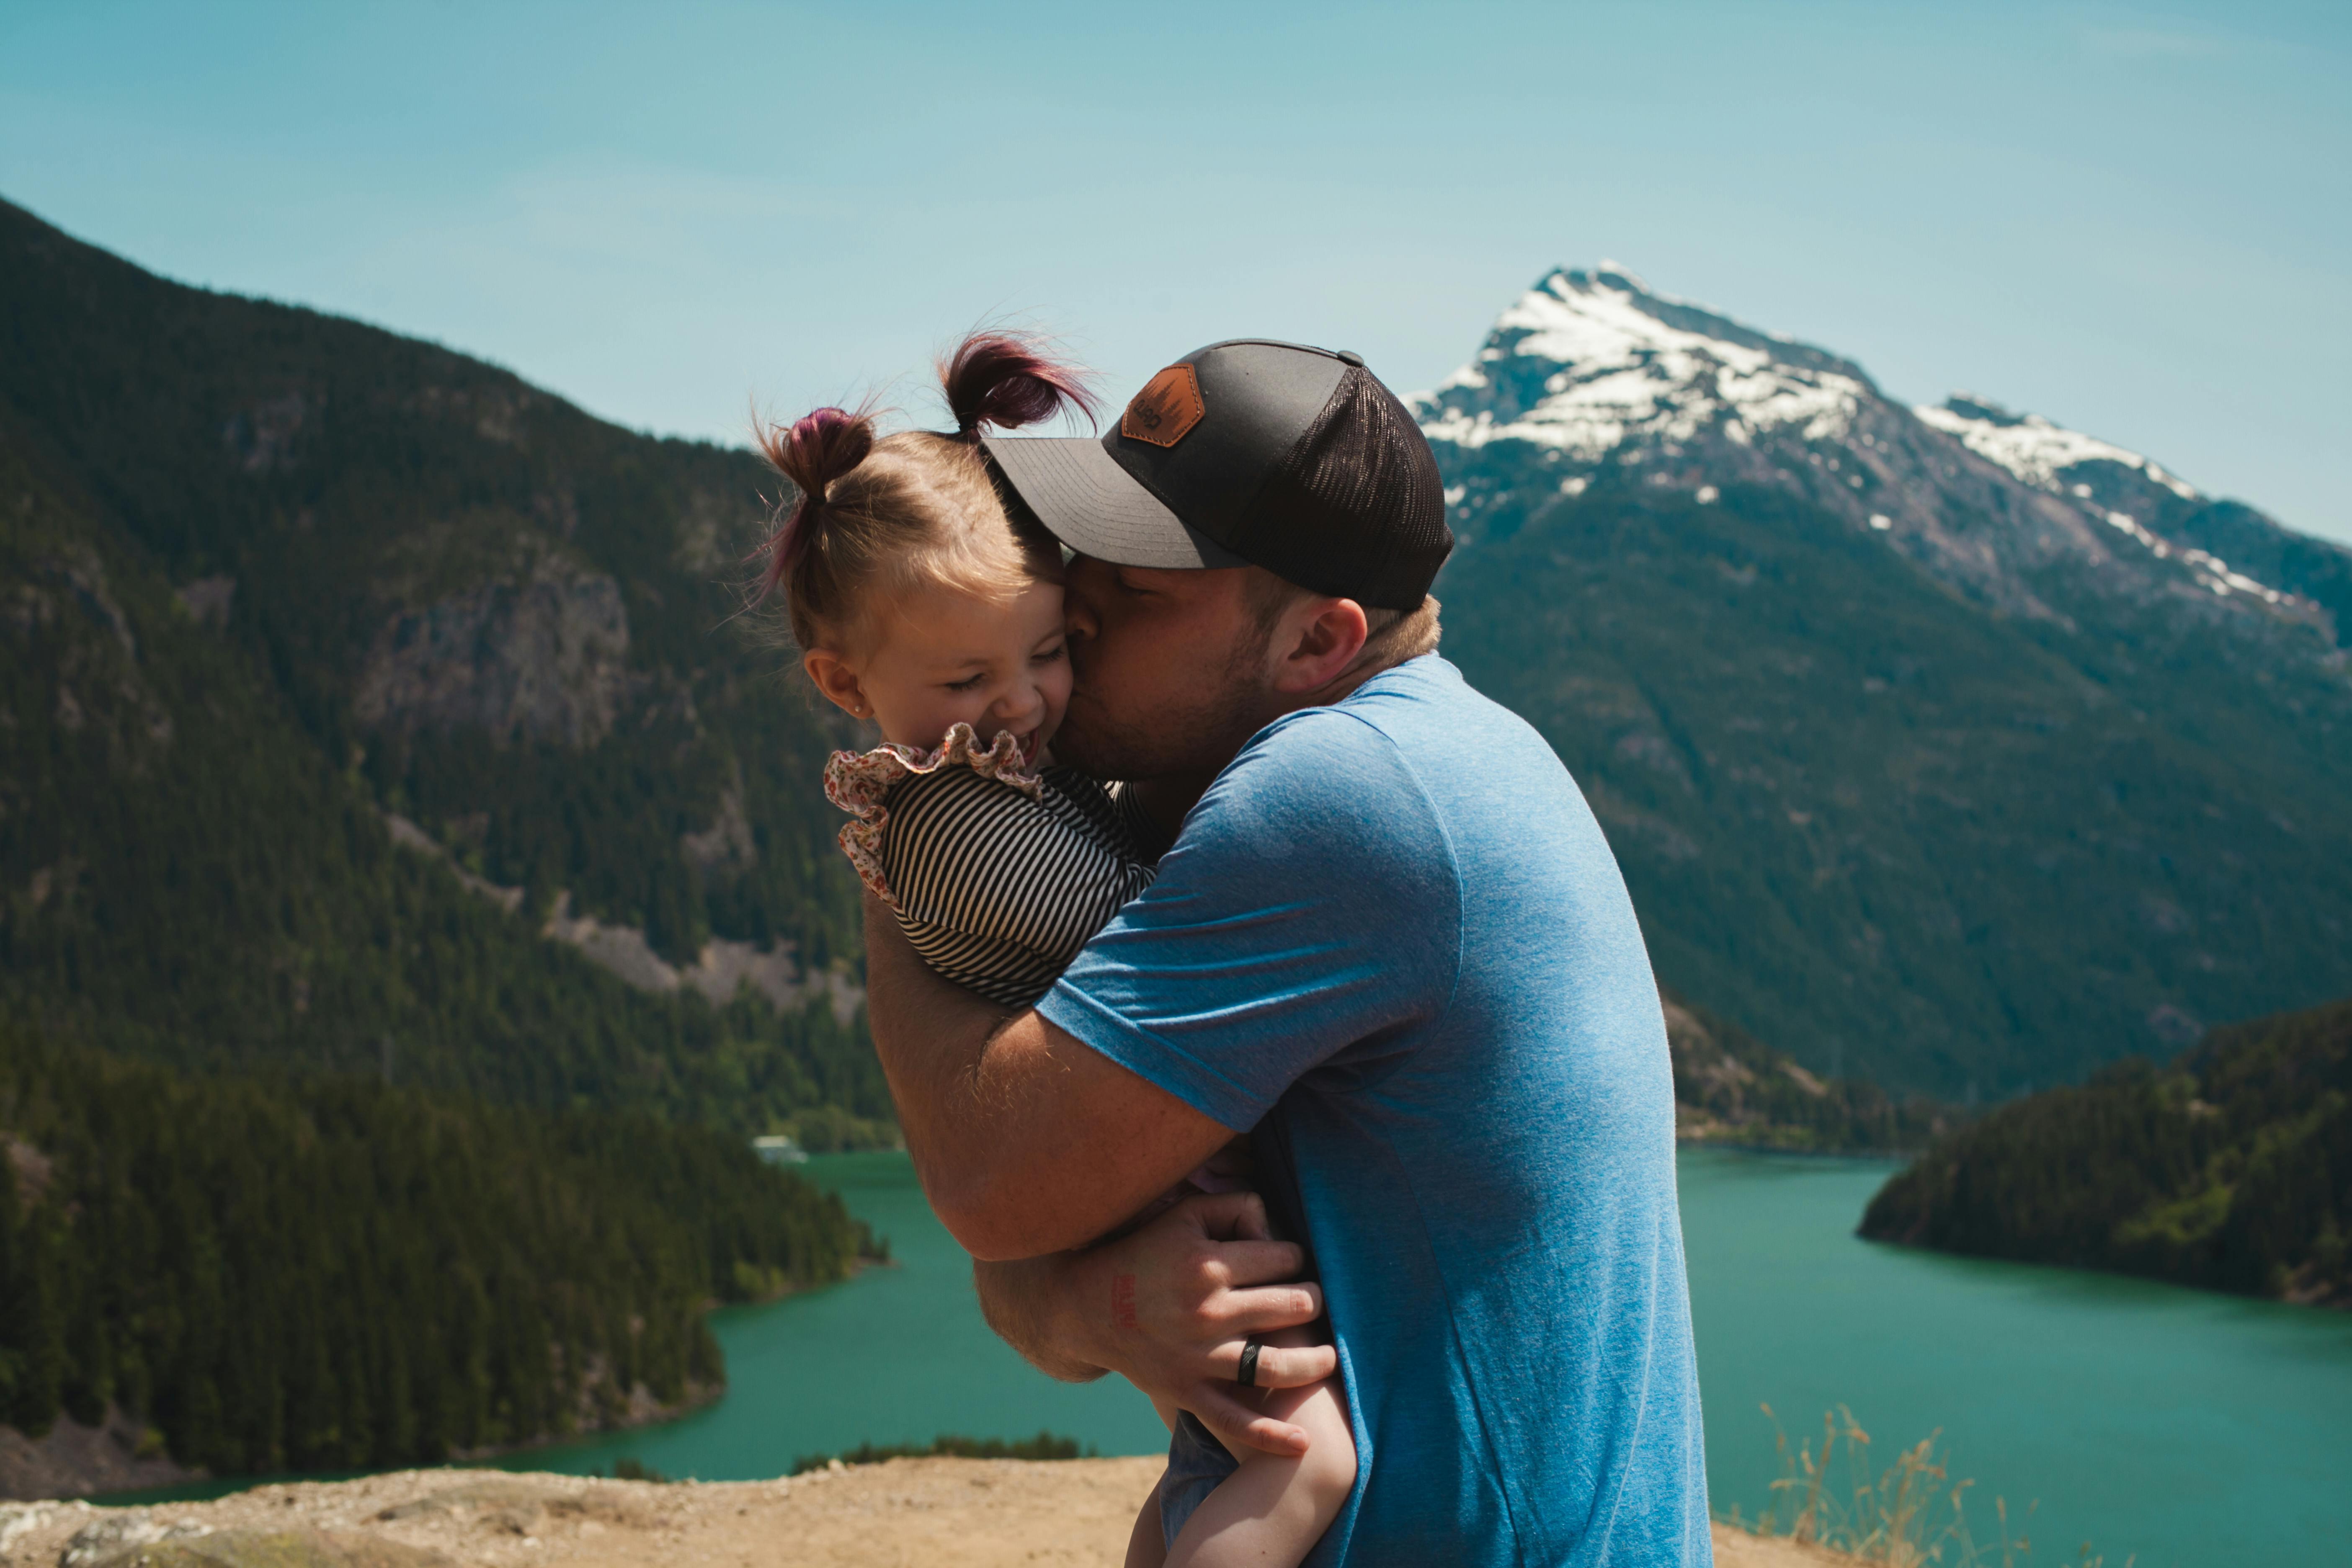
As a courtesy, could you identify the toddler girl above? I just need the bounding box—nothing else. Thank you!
[756,333,1354,1568]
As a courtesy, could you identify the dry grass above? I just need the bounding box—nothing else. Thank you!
[1719,1406,2128,1568]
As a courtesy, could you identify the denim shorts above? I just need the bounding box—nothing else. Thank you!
[1158,1411,1240,1548]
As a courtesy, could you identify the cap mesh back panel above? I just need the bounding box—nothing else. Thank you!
[1251,367,1452,609]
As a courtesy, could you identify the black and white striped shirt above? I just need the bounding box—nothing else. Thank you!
[877,764,1161,1008]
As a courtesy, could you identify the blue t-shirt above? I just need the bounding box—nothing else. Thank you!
[1038,655,1710,1567]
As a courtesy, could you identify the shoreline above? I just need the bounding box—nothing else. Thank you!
[0,1460,1847,1566]
[1674,1134,1916,1162]
[23,1260,903,1508]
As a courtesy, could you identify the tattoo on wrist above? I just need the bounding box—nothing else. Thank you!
[1112,1273,1138,1329]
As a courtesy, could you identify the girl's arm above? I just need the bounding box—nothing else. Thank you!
[961,1188,1337,1457]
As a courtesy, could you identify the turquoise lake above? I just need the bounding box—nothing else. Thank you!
[301,1147,2344,1564]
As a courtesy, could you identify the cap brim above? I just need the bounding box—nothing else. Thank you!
[985,436,1248,570]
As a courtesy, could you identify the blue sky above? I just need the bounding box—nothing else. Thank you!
[5,0,2347,541]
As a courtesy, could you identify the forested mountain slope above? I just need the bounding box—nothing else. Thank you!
[0,1027,879,1480]
[0,197,887,1137]
[1663,989,1947,1154]
[1425,268,2352,1096]
[1860,997,2351,1308]
[12,198,2349,1110]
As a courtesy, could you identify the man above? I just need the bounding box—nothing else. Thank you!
[861,340,1709,1564]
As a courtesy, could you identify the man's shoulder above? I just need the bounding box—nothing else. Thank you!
[1177,661,1470,874]
[1215,684,1429,815]
[1248,655,1459,757]
[1240,656,1549,797]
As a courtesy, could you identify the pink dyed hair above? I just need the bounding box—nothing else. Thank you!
[752,332,1098,647]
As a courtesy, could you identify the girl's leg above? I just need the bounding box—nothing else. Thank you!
[1125,1472,1170,1568]
[1124,1392,1181,1568]
[1166,1331,1356,1568]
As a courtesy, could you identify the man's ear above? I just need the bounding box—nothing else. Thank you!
[1269,597,1370,696]
[802,648,872,719]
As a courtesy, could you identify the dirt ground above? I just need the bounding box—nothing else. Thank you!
[0,1459,1844,1566]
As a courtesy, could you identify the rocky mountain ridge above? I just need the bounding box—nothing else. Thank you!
[1,195,888,1138]
[10,193,2350,1102]
[1418,265,2343,650]
[1424,266,2352,1093]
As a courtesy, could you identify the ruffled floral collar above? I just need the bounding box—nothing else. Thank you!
[823,723,1044,906]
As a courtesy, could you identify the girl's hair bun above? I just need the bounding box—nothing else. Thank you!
[756,404,876,599]
[764,404,874,501]
[941,332,1101,437]
[750,334,1099,637]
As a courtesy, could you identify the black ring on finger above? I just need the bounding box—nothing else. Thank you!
[1238,1336,1262,1388]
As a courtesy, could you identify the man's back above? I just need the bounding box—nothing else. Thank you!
[1042,654,1710,1565]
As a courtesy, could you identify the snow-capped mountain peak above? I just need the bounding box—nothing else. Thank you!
[1416,266,1872,460]
[1914,395,2198,501]
[1416,266,2339,643]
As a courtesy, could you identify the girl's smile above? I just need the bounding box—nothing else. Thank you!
[803,576,1073,759]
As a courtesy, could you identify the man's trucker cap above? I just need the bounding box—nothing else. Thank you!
[983,339,1452,611]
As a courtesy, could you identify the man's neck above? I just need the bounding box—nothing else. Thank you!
[1129,652,1421,833]
[1128,771,1221,837]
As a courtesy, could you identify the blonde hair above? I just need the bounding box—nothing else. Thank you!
[755,335,1096,650]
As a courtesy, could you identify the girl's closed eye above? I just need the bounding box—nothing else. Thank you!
[772,327,1084,758]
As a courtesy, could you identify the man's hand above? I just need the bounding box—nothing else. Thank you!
[973,1190,1336,1457]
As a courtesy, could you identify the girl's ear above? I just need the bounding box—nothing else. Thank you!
[801,649,872,720]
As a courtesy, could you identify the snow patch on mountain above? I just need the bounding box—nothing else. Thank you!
[1418,263,2331,644]
[1910,398,2311,607]
[1915,398,2198,500]
[2099,510,2293,606]
[1417,268,1867,459]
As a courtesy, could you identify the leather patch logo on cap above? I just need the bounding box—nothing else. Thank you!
[1121,364,1206,448]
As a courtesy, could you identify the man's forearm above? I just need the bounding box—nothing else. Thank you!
[972,1256,1107,1383]
[860,895,1235,1258]
[860,894,1013,1183]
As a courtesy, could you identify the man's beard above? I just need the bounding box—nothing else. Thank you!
[1052,637,1271,785]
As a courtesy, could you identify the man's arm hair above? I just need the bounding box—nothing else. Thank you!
[861,896,1236,1260]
